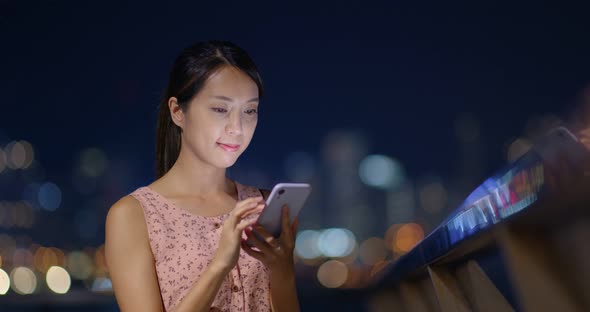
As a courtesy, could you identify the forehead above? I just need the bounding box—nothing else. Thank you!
[198,66,259,101]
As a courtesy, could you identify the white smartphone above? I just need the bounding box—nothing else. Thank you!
[256,183,312,237]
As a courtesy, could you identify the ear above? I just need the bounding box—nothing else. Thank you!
[168,97,185,129]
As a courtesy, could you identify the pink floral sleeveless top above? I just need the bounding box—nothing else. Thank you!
[129,181,272,312]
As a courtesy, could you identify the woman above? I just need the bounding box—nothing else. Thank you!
[105,41,300,312]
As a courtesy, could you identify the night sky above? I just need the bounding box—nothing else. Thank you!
[2,1,590,240]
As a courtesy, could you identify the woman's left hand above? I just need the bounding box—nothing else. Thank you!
[241,205,298,274]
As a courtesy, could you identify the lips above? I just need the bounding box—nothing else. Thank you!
[217,142,240,152]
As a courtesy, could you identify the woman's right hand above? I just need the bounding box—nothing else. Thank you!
[213,196,264,273]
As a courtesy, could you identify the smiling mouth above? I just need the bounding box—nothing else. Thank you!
[217,142,240,152]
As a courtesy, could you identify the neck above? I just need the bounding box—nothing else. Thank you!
[162,145,233,197]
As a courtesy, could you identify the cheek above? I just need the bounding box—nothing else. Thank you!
[244,118,258,134]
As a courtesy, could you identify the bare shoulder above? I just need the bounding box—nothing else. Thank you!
[106,195,145,228]
[105,195,150,250]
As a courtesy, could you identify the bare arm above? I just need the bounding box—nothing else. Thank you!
[106,195,264,312]
[105,196,165,312]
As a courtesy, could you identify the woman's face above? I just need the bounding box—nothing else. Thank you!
[172,65,260,169]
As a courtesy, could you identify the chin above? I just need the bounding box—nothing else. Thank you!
[214,156,240,169]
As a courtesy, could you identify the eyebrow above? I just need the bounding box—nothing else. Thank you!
[211,95,259,103]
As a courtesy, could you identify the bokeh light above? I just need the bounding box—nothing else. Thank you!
[34,247,59,273]
[419,181,448,214]
[359,237,387,265]
[46,266,71,294]
[317,228,356,258]
[317,260,348,288]
[0,268,9,295]
[0,235,16,265]
[10,267,37,295]
[6,201,35,229]
[79,148,109,178]
[52,248,67,267]
[394,223,425,253]
[13,248,34,268]
[359,155,404,190]
[384,224,403,251]
[334,240,359,264]
[5,141,34,169]
[38,182,62,211]
[295,230,322,260]
[67,251,94,280]
[91,277,112,292]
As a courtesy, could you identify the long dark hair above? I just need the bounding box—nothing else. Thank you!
[155,41,264,179]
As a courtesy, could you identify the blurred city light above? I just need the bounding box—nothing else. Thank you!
[317,260,348,288]
[317,228,356,258]
[67,251,94,280]
[38,182,62,211]
[10,267,37,295]
[21,140,34,169]
[79,148,108,178]
[46,266,71,294]
[394,223,425,253]
[284,151,316,182]
[2,201,36,229]
[12,248,34,267]
[359,154,404,190]
[334,240,359,264]
[52,248,67,267]
[384,223,403,251]
[359,237,387,265]
[34,247,59,273]
[0,235,16,264]
[4,140,34,170]
[295,230,322,260]
[0,268,9,295]
[90,277,112,292]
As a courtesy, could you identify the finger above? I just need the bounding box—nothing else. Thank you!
[285,217,299,249]
[235,197,263,211]
[245,228,274,254]
[237,218,258,232]
[252,226,278,247]
[240,204,264,219]
[241,239,264,261]
[279,205,293,242]
[292,216,299,234]
[233,198,264,218]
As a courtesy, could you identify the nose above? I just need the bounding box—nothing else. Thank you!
[225,112,243,136]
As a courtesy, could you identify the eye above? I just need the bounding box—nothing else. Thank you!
[212,107,227,113]
[245,108,258,115]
